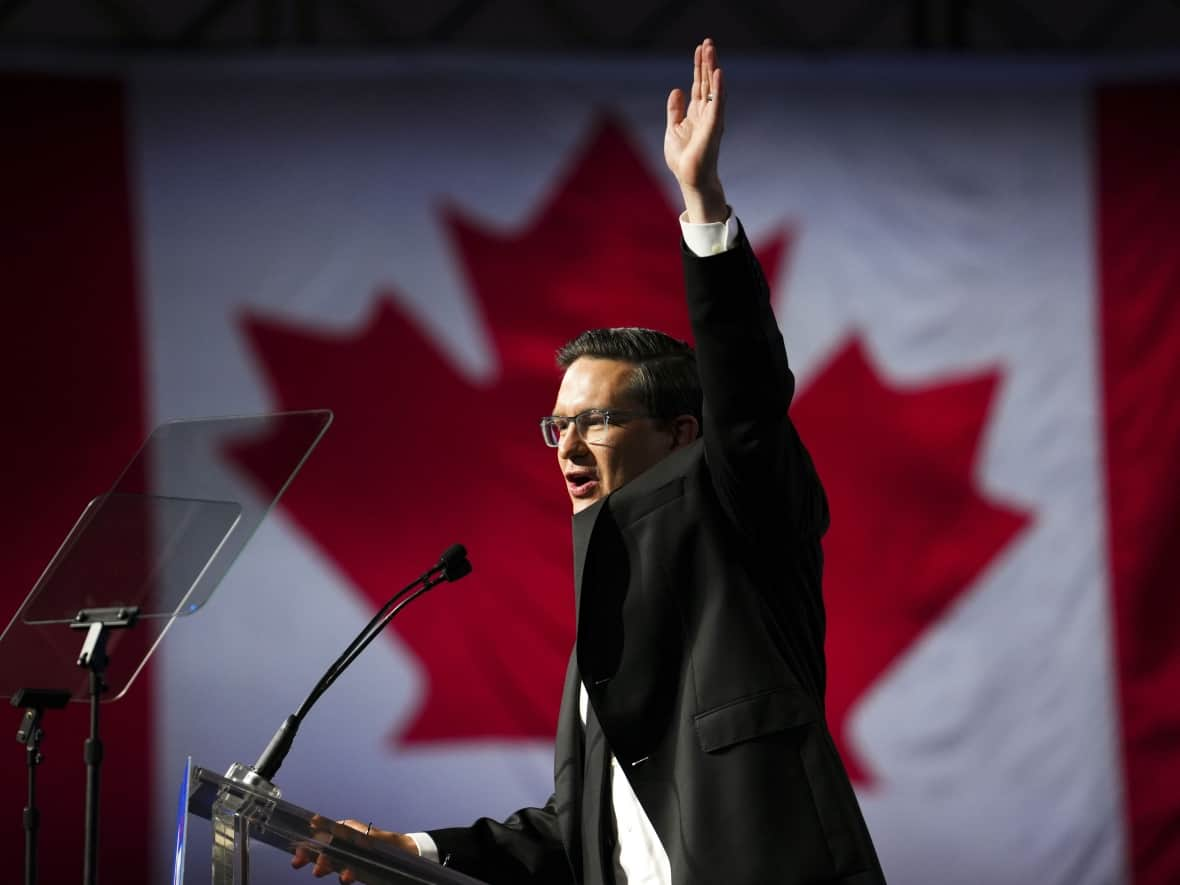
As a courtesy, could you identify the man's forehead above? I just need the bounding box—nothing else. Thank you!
[552,357,639,412]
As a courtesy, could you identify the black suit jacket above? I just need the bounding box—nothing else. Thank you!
[430,229,886,885]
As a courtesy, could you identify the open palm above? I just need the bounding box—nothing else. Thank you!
[664,39,725,196]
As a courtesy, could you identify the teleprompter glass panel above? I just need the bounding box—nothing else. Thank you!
[22,494,241,624]
[0,410,331,702]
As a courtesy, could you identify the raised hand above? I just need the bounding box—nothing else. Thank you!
[664,38,728,223]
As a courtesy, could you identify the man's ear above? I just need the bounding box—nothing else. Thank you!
[669,415,701,450]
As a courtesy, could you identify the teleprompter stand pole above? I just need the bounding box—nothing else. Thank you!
[70,606,139,885]
[12,688,70,885]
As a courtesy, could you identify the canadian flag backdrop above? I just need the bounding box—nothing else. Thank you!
[1,55,1178,884]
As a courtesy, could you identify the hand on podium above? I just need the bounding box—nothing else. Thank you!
[292,815,419,882]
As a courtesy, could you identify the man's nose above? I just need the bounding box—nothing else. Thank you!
[556,423,585,459]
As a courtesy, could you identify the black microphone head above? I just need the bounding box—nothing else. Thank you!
[439,543,472,582]
[438,543,466,566]
[444,558,472,582]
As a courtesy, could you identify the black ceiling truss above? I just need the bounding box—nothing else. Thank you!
[0,0,1177,53]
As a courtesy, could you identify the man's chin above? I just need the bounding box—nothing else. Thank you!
[570,492,603,514]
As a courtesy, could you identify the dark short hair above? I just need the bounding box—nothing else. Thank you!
[556,327,702,424]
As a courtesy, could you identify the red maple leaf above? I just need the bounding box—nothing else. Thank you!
[229,114,1025,785]
[791,340,1031,786]
[229,117,788,743]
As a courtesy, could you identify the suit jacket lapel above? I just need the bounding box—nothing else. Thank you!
[572,497,605,616]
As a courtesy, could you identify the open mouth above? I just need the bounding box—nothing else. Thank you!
[565,471,599,497]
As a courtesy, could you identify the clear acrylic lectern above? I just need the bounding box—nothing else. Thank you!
[180,761,487,885]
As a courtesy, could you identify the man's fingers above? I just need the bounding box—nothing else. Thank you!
[292,817,387,880]
[667,88,686,130]
[701,37,714,100]
[312,853,334,877]
[710,68,725,115]
[692,42,703,103]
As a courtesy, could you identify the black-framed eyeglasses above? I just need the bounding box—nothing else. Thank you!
[539,409,648,447]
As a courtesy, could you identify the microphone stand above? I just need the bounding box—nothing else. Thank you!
[12,688,70,885]
[69,605,140,885]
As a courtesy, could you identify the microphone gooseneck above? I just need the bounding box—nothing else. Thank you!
[250,543,472,782]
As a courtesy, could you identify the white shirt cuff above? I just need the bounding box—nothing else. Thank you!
[679,210,739,257]
[406,832,440,863]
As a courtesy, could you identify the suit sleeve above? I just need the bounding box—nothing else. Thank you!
[427,794,572,885]
[682,224,829,542]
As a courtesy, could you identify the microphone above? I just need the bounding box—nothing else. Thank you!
[438,542,472,582]
[248,544,472,783]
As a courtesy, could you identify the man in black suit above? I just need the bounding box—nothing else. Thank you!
[299,37,885,885]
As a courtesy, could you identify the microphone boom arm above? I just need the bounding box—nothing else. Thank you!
[249,544,471,783]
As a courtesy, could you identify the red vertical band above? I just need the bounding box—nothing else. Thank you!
[0,75,150,884]
[1096,82,1180,885]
